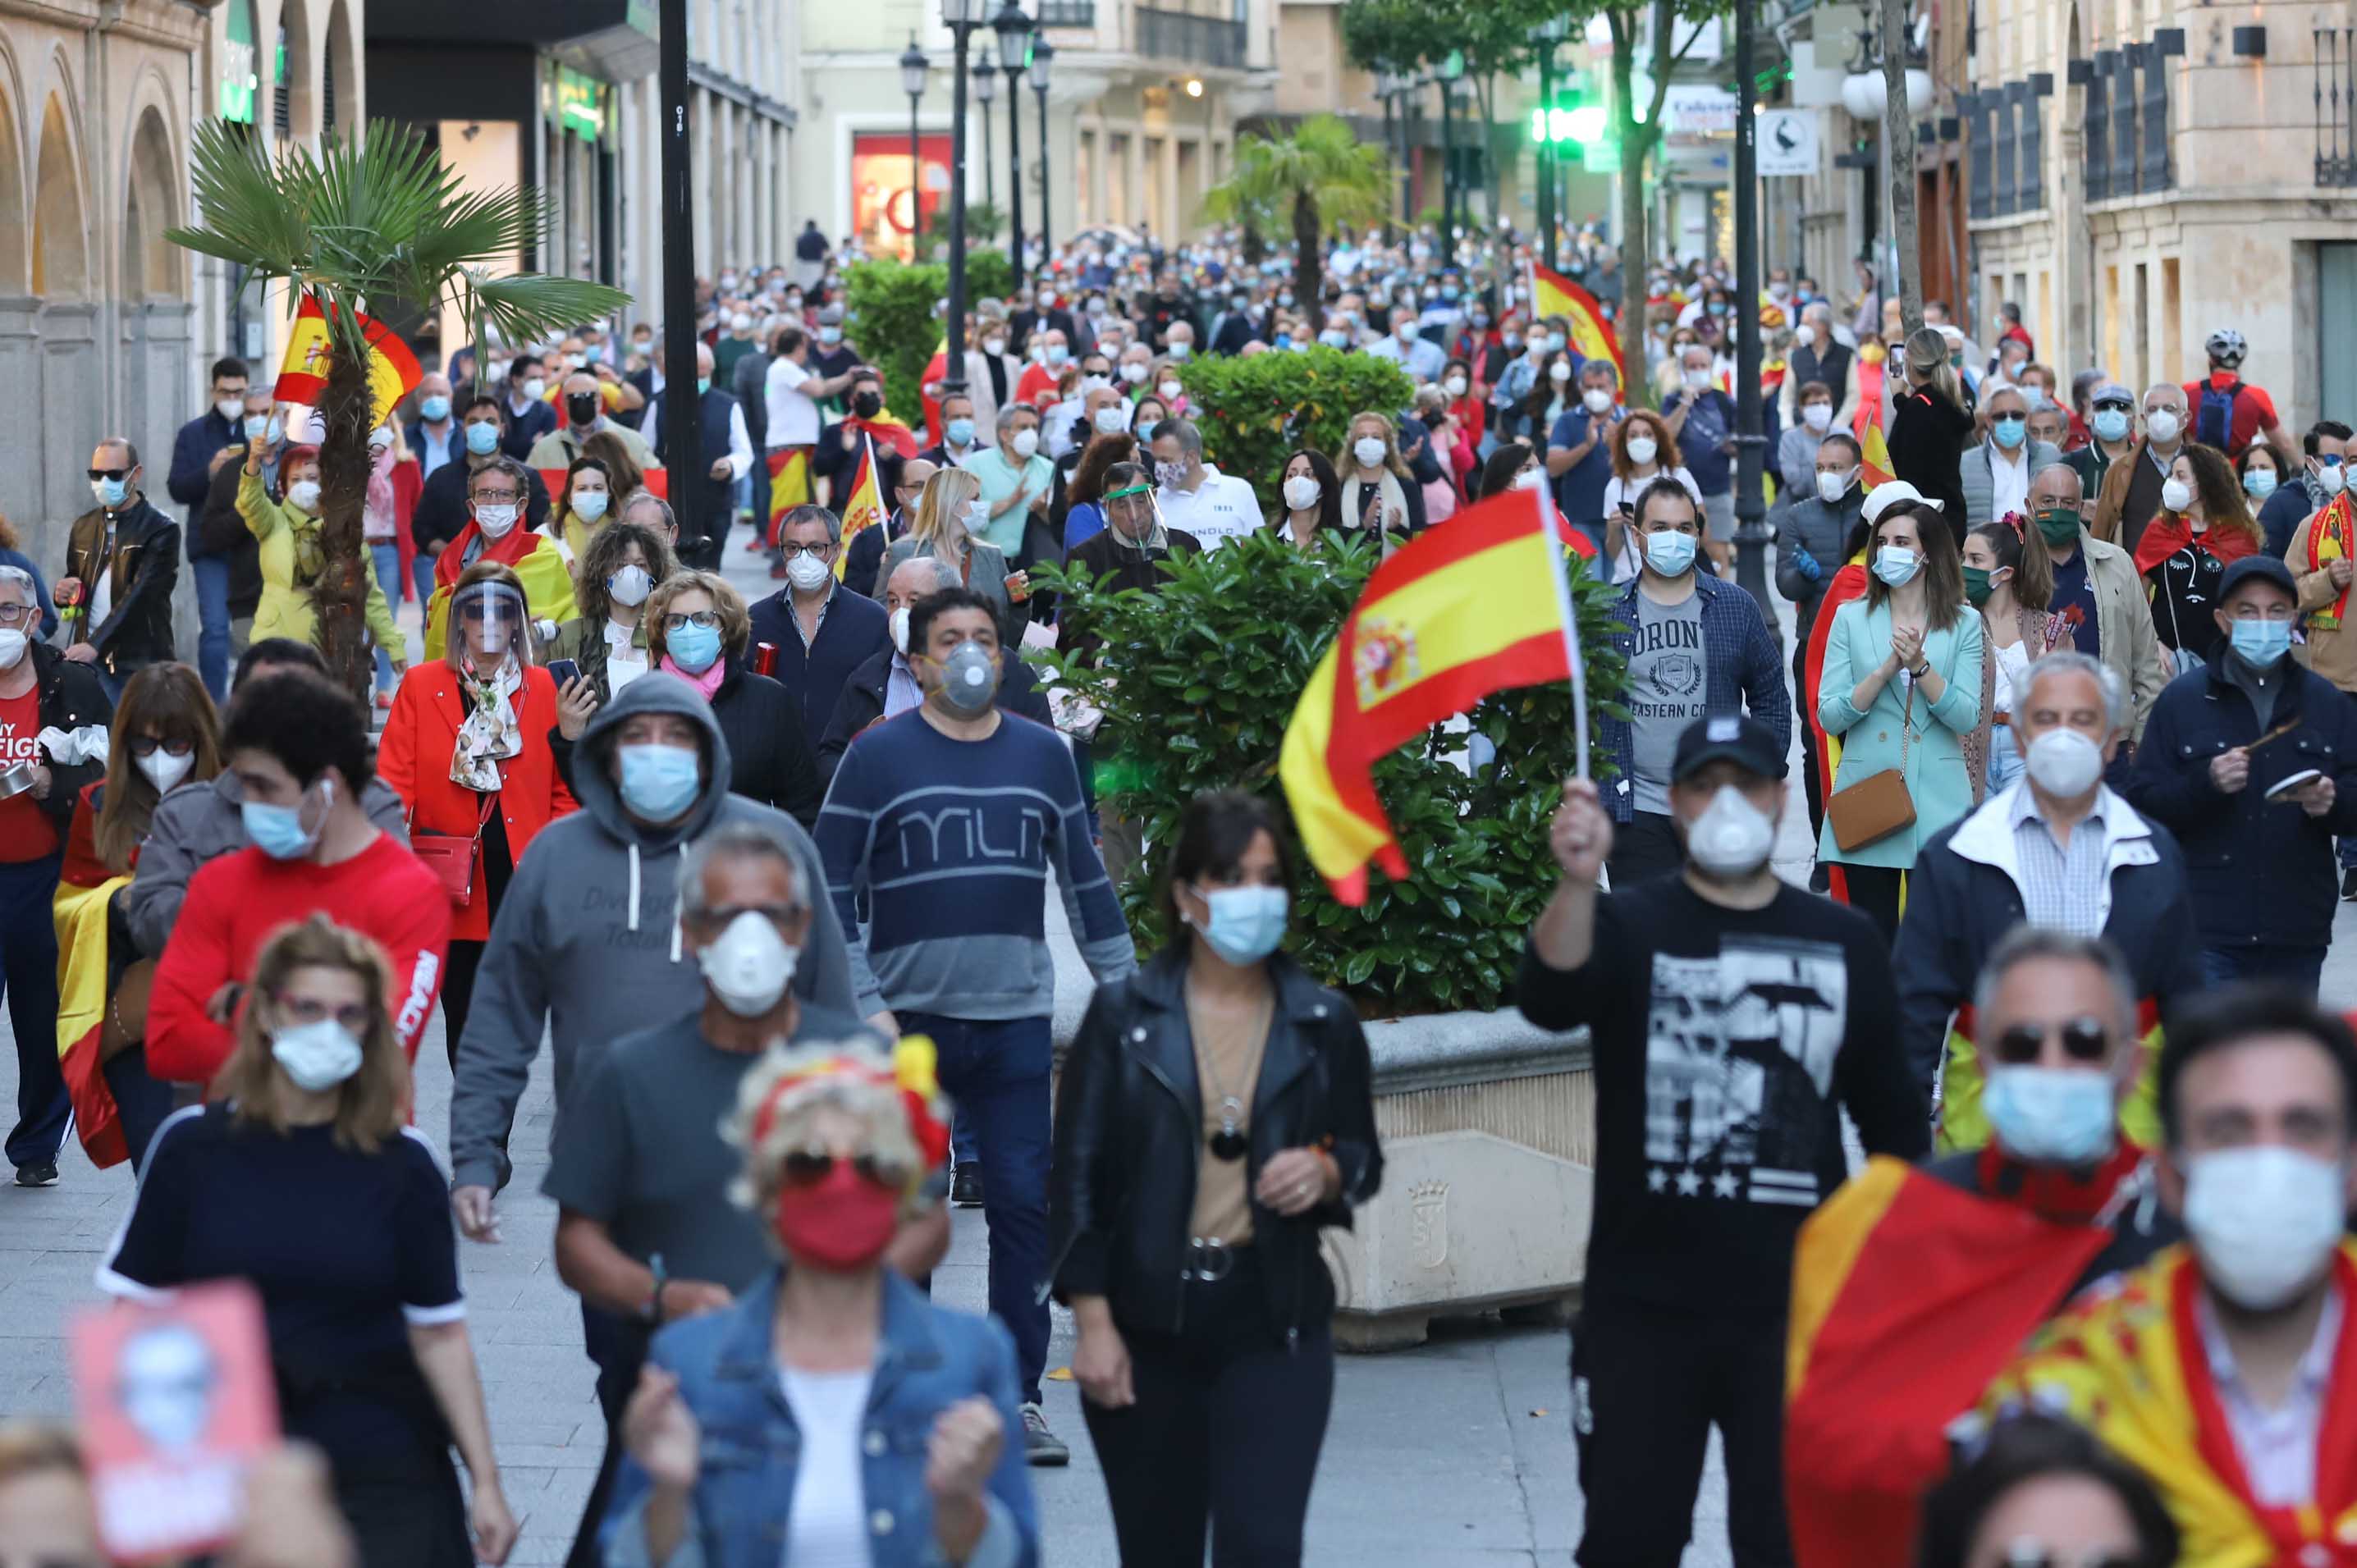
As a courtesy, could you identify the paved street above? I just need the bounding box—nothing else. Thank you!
[2,523,2350,1565]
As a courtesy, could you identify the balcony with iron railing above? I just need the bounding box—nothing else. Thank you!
[2320,28,2357,186]
[1135,6,1247,69]
[1035,1,1096,26]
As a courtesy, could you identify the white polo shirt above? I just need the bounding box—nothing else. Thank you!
[1155,464,1261,549]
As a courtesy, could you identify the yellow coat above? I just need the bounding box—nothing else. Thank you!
[236,469,404,656]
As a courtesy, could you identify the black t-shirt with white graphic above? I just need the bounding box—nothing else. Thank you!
[1516,877,1928,1318]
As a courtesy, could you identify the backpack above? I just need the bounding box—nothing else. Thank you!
[2196,378,2243,450]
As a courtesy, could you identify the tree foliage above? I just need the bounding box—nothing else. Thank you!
[169,118,626,692]
[1201,117,1390,333]
[842,261,948,429]
[1032,532,1627,1017]
[1174,346,1415,514]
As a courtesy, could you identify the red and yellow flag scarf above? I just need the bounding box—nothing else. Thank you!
[1801,553,1871,903]
[2308,491,2355,632]
[1787,1154,2122,1568]
[1984,1244,2357,1568]
[54,874,132,1168]
[836,437,886,581]
[766,449,812,546]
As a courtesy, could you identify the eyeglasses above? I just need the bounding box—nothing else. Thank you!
[0,601,36,627]
[780,1149,913,1191]
[472,490,522,505]
[271,993,374,1034]
[129,736,195,760]
[697,903,799,926]
[777,542,839,562]
[1994,1544,2147,1568]
[663,610,721,632]
[1989,1016,2112,1067]
[87,467,132,482]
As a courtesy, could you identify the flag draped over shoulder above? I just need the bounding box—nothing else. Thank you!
[2308,491,2355,633]
[273,295,423,425]
[1531,263,1624,384]
[1801,554,1870,901]
[1854,346,1896,487]
[767,449,812,545]
[836,437,886,580]
[1784,1157,2113,1568]
[1279,488,1583,904]
[54,875,133,1169]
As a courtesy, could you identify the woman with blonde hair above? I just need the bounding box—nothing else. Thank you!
[98,914,519,1568]
[607,1043,1038,1568]
[56,661,221,1172]
[378,560,575,1064]
[876,465,1018,642]
[643,569,821,826]
[1886,325,1976,540]
[1339,409,1425,546]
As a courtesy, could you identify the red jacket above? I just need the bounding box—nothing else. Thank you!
[376,662,577,944]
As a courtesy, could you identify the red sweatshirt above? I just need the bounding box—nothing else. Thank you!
[146,833,452,1086]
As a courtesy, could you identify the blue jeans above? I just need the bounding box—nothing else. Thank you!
[103,1045,179,1177]
[2199,944,2329,998]
[2,854,69,1169]
[191,555,231,699]
[1986,725,2025,794]
[411,552,438,628]
[369,542,401,691]
[902,1010,1051,1406]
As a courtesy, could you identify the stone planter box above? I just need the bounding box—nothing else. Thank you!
[1325,1010,1594,1351]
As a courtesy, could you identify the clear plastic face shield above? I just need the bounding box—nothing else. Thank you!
[1102,481,1156,543]
[451,580,528,664]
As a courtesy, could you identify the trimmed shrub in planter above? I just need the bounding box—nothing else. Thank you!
[1174,347,1417,514]
[1033,528,1626,1018]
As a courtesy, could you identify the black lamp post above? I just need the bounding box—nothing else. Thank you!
[1437,51,1464,254]
[658,0,701,550]
[972,44,997,208]
[1027,36,1054,267]
[899,38,928,256]
[992,2,1034,278]
[942,0,988,397]
[1732,0,1772,623]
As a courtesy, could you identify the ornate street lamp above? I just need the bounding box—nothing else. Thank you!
[941,0,990,395]
[973,44,998,208]
[991,1,1035,277]
[1027,36,1055,266]
[900,38,928,256]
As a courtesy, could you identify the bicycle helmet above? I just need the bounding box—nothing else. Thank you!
[2204,327,2248,368]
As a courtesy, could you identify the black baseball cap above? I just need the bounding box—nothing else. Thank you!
[2218,555,2298,603]
[1672,714,1788,783]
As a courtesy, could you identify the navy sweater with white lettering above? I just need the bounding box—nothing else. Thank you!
[814,708,1137,1018]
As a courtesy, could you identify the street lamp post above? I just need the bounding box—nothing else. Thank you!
[1535,48,1556,269]
[900,39,928,256]
[973,46,997,209]
[942,0,986,398]
[1028,37,1055,267]
[1376,74,1398,241]
[1437,52,1465,255]
[993,2,1034,279]
[658,0,702,550]
[1732,0,1773,624]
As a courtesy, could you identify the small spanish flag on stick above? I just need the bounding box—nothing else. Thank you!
[1279,487,1587,905]
[766,448,812,546]
[836,435,886,581]
[272,293,423,426]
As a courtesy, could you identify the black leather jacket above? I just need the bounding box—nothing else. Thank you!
[1047,946,1382,1343]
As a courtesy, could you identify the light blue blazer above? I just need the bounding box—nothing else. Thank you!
[1815,596,1985,868]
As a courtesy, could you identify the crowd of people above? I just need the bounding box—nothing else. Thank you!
[0,210,2352,1568]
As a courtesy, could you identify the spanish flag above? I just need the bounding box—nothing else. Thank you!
[766,448,812,546]
[1855,344,1896,487]
[272,294,424,426]
[1785,1157,2117,1568]
[1801,552,1870,903]
[1530,262,1624,385]
[54,875,133,1169]
[2308,490,2355,631]
[1279,488,1585,904]
[836,436,886,581]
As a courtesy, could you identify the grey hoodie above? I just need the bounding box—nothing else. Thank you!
[446,674,856,1194]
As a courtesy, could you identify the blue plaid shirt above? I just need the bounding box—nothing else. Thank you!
[1599,571,1794,822]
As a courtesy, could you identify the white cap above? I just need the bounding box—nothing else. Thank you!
[1862,481,1943,523]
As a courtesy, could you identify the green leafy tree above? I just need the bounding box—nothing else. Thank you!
[1174,346,1415,513]
[842,261,949,429]
[170,119,626,693]
[1342,0,1558,221]
[1033,533,1626,1017]
[1201,117,1389,336]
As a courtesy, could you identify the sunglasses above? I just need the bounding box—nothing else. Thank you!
[88,467,133,482]
[1989,1015,2112,1066]
[129,736,195,759]
[781,1150,912,1191]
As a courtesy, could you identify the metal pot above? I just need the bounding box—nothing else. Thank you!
[0,760,36,801]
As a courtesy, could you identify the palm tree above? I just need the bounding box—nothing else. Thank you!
[1202,116,1390,335]
[169,119,628,693]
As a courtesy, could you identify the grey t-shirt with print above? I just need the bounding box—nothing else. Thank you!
[1627,590,1709,815]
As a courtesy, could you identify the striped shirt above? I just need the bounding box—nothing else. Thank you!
[2008,789,2108,935]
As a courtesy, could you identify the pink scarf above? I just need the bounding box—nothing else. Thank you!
[660,654,726,698]
[364,444,396,540]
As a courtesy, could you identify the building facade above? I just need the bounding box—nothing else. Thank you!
[0,0,206,584]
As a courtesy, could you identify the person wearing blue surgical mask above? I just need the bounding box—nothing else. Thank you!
[1963,384,2057,531]
[405,372,461,478]
[644,571,822,828]
[1815,494,1986,940]
[1049,789,1378,1563]
[2126,555,2357,993]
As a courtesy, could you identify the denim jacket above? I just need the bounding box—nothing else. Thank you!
[602,1269,1040,1568]
[1597,571,1795,822]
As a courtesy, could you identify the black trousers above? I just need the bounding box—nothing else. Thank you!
[1792,633,1825,842]
[568,1301,650,1568]
[440,807,515,1070]
[1572,1299,1794,1568]
[1606,809,1686,892]
[1082,1254,1334,1568]
[1834,864,1904,948]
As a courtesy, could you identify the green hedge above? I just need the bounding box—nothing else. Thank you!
[1033,530,1627,1017]
[1175,346,1417,515]
[843,254,1023,429]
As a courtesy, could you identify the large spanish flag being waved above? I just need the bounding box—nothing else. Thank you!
[1530,261,1624,384]
[272,293,424,426]
[1280,487,1586,905]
